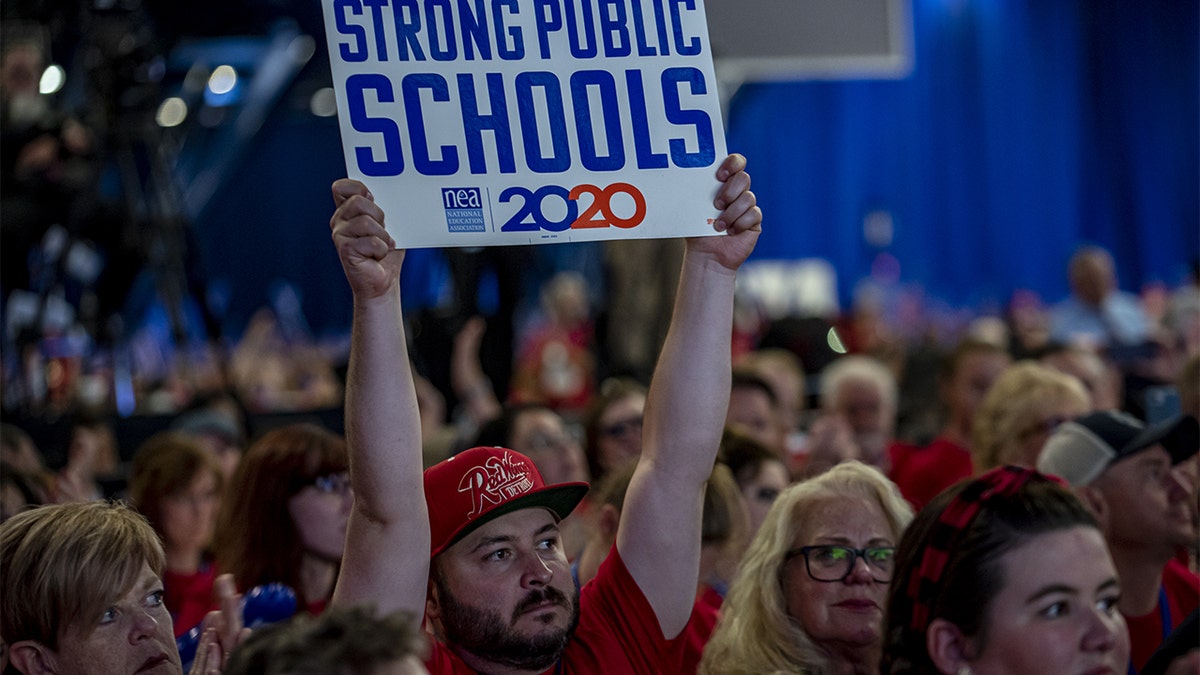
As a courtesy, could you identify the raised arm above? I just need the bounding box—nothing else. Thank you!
[327,179,430,615]
[616,154,761,637]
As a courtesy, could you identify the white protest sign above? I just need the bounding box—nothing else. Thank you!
[320,0,727,248]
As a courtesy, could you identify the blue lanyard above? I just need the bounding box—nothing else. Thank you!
[1126,586,1171,675]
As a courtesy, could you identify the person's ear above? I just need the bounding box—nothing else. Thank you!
[8,640,58,675]
[425,575,441,623]
[927,618,976,675]
[1078,485,1109,532]
[597,504,620,541]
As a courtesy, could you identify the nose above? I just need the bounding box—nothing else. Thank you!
[1080,606,1121,655]
[129,608,160,643]
[520,551,554,589]
[843,554,875,585]
[1165,470,1190,502]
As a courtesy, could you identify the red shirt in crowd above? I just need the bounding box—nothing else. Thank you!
[670,584,723,675]
[888,437,974,510]
[163,563,217,638]
[1125,558,1200,672]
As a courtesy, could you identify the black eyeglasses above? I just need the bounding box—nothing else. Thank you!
[785,545,896,583]
[599,417,642,439]
[311,472,352,496]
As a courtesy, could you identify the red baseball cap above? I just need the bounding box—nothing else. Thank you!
[424,446,589,558]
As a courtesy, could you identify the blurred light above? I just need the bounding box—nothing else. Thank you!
[208,65,238,95]
[146,56,167,84]
[863,209,894,247]
[309,88,338,117]
[156,97,188,127]
[826,327,847,354]
[289,34,316,64]
[39,64,65,94]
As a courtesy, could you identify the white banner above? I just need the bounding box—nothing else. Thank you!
[321,0,727,248]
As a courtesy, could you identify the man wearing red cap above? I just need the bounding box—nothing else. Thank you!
[327,153,761,674]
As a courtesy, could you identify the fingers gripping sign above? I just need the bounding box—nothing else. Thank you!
[330,179,404,300]
[689,153,762,272]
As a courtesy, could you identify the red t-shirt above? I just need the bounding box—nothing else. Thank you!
[888,437,974,510]
[426,546,683,673]
[1124,559,1200,672]
[163,563,217,638]
[669,584,722,675]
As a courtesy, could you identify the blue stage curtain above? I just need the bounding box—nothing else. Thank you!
[726,0,1198,312]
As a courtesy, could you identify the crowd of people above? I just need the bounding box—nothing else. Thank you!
[1,151,1198,675]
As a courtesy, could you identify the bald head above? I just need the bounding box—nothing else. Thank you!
[1069,247,1116,306]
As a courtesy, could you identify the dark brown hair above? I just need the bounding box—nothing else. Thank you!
[129,431,224,539]
[582,377,647,482]
[881,473,1098,674]
[720,427,782,489]
[223,605,426,675]
[213,423,346,606]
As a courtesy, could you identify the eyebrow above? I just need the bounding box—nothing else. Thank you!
[1026,575,1120,604]
[468,522,560,554]
[811,536,893,546]
[469,534,516,554]
[1026,584,1078,604]
[131,570,162,596]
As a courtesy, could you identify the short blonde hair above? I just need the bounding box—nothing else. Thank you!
[700,462,913,675]
[1,501,165,648]
[820,355,897,417]
[972,361,1089,471]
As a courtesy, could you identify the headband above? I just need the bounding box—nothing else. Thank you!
[904,465,1065,632]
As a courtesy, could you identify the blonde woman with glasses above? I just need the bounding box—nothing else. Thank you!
[700,461,913,675]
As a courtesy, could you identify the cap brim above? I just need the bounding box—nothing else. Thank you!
[431,482,589,558]
[1122,414,1199,464]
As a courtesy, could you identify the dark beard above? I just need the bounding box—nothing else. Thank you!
[436,575,580,671]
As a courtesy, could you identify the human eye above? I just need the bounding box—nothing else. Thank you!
[536,536,560,552]
[1098,593,1120,615]
[867,548,895,565]
[145,590,165,607]
[755,487,780,503]
[1038,600,1069,619]
[1146,460,1167,481]
[484,548,512,562]
[100,607,119,625]
[814,546,847,564]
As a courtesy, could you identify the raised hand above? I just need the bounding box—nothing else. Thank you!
[687,153,762,271]
[187,574,250,674]
[330,179,404,300]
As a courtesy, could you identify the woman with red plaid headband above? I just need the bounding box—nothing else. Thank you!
[881,466,1129,675]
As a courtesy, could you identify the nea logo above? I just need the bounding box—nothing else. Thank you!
[442,187,485,233]
[442,187,481,209]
